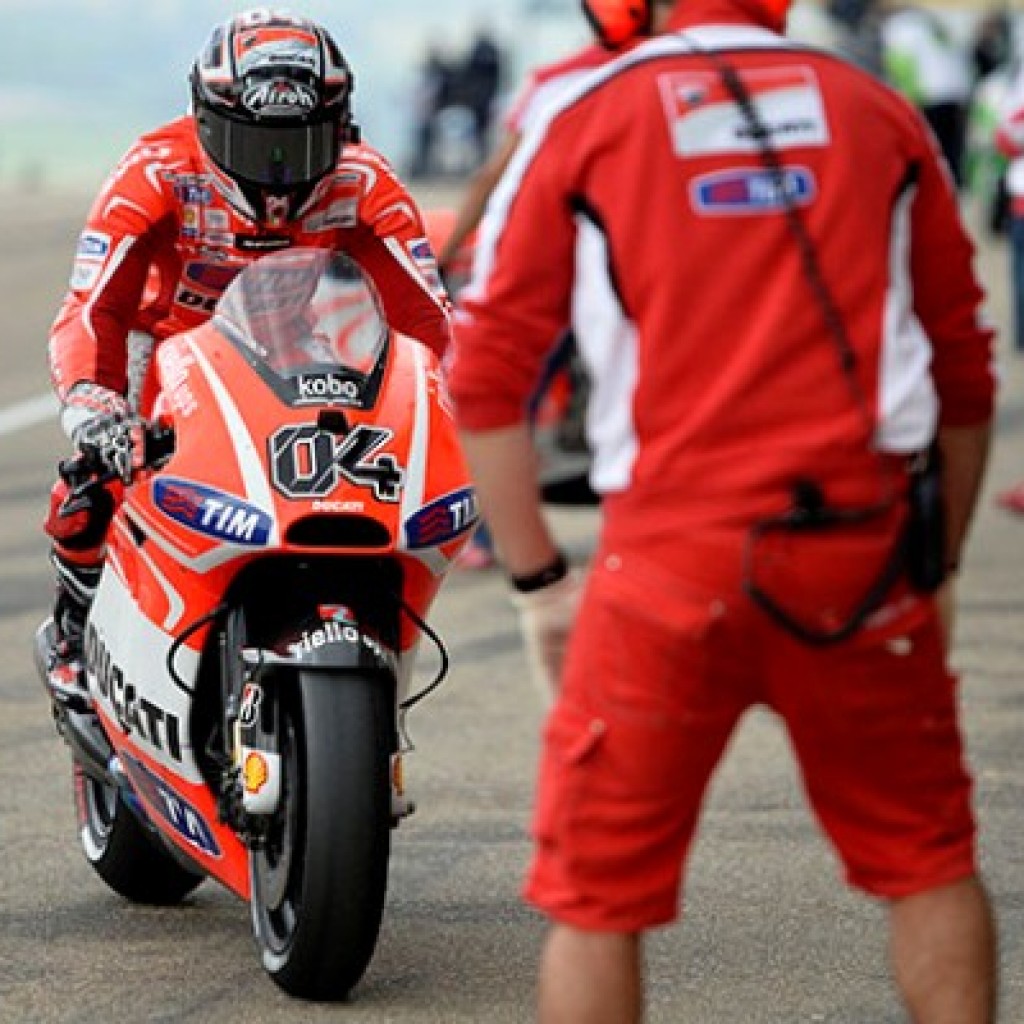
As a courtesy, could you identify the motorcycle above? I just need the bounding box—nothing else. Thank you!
[34,248,478,1000]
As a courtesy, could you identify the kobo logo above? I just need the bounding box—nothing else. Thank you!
[295,374,360,404]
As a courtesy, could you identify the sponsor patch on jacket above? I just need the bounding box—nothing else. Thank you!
[70,230,112,290]
[205,209,230,231]
[407,237,443,291]
[691,167,816,214]
[76,230,111,260]
[302,197,359,231]
[659,66,829,158]
[236,233,292,252]
[403,487,479,548]
[184,260,244,291]
[171,178,212,205]
[154,478,272,546]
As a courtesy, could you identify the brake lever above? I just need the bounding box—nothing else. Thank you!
[144,422,177,468]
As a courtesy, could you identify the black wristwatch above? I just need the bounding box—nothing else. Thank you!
[508,551,569,593]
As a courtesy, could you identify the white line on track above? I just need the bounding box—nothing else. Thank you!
[0,393,58,438]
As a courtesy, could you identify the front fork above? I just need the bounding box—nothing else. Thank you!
[215,608,283,845]
[215,607,410,844]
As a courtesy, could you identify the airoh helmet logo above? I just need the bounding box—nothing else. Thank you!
[242,78,317,115]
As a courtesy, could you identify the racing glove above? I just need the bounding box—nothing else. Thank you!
[60,382,144,484]
[511,566,586,705]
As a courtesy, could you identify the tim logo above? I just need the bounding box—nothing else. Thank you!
[154,478,272,546]
[123,755,221,859]
[404,487,479,549]
[691,167,816,215]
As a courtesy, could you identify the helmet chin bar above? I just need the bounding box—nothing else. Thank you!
[199,149,333,227]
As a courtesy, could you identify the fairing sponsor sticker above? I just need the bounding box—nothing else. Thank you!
[122,754,222,859]
[403,486,479,548]
[153,478,273,546]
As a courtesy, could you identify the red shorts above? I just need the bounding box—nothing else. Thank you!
[524,538,978,932]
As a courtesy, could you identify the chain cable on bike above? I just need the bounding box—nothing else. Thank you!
[394,595,450,711]
[166,603,228,697]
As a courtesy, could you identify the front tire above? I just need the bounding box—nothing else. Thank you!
[74,762,205,905]
[251,670,393,1000]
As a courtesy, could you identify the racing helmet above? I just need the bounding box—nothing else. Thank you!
[581,0,655,48]
[191,9,355,223]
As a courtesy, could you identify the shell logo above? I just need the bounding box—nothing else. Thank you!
[243,751,270,794]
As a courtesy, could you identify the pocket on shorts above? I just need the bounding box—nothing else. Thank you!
[567,557,735,719]
[532,703,608,850]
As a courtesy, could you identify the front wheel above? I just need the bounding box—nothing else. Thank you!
[250,670,393,1001]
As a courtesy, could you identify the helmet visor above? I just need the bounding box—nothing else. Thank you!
[198,105,339,189]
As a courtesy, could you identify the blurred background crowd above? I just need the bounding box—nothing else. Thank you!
[2,0,1021,216]
[402,1,1024,240]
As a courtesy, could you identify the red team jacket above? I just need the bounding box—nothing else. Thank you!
[50,116,451,405]
[451,1,995,543]
[502,43,621,136]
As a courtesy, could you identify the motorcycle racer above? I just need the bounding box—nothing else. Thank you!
[42,9,452,712]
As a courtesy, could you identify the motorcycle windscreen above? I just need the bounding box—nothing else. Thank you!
[214,248,389,380]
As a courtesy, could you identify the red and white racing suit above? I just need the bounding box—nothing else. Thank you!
[47,115,450,562]
[451,0,996,928]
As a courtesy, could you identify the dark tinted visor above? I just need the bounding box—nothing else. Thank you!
[198,105,339,188]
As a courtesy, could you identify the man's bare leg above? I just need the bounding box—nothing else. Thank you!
[890,875,997,1024]
[538,924,643,1024]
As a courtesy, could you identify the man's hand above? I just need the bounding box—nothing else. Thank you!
[512,568,586,704]
[61,382,143,483]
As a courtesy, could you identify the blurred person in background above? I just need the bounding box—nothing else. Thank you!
[437,0,674,270]
[450,0,998,1017]
[992,47,1024,515]
[825,0,885,77]
[461,27,505,169]
[436,0,676,576]
[40,8,451,712]
[995,51,1024,355]
[409,42,458,179]
[881,2,973,187]
[972,5,1013,83]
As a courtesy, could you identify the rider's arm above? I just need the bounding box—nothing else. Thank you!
[343,145,453,359]
[48,136,177,401]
